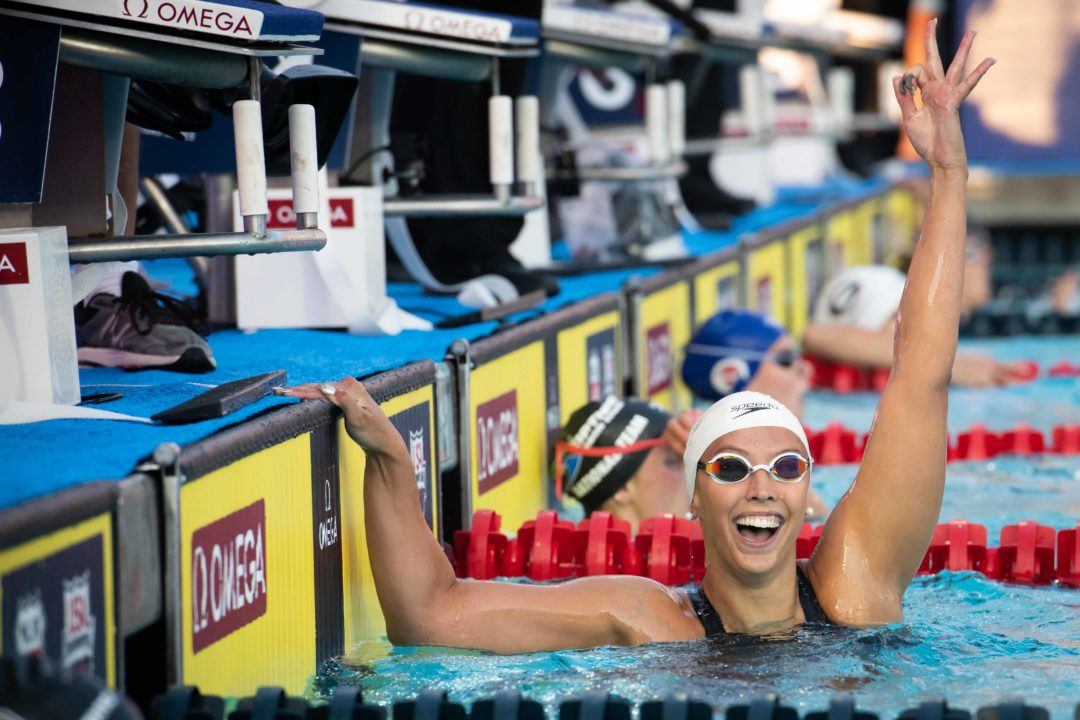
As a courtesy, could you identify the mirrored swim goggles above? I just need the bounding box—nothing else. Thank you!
[554,437,665,499]
[697,451,811,485]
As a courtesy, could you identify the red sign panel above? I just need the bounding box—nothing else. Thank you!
[190,500,268,653]
[265,197,355,230]
[475,390,519,494]
[266,199,296,230]
[0,243,29,285]
[328,198,354,228]
[646,322,672,395]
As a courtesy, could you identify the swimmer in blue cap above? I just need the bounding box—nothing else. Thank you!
[682,309,811,417]
[280,24,991,649]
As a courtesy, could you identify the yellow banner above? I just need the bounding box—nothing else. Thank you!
[636,281,692,412]
[746,240,788,329]
[469,341,548,532]
[556,310,622,427]
[0,513,116,688]
[180,436,315,696]
[787,224,827,338]
[883,186,921,268]
[852,197,881,267]
[825,208,856,272]
[692,258,740,328]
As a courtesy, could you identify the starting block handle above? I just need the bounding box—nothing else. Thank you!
[288,104,319,230]
[234,100,269,237]
[489,95,515,195]
[645,84,670,166]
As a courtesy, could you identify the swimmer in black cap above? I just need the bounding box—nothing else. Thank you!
[280,24,991,649]
[557,397,683,533]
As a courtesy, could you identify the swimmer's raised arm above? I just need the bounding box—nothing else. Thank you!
[277,379,700,652]
[808,23,994,621]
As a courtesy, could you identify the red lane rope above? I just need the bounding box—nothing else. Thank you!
[804,422,1080,465]
[805,357,1080,392]
[454,512,1080,589]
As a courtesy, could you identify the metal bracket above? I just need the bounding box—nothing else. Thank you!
[447,340,473,525]
[149,441,184,688]
[66,228,326,263]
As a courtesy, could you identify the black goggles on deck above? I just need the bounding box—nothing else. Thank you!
[697,452,811,484]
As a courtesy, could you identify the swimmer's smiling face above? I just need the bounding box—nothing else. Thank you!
[691,426,810,579]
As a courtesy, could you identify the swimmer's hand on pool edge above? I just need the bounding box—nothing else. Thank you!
[275,379,405,457]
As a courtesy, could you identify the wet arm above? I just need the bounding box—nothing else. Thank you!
[811,23,994,611]
[363,439,695,651]
[801,323,895,369]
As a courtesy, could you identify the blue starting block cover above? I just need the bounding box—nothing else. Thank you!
[8,0,323,43]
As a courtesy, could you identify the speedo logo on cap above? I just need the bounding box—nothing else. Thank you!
[729,400,779,419]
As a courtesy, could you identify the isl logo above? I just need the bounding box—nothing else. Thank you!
[61,572,96,675]
[409,429,427,502]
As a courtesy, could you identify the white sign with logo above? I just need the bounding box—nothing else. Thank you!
[0,227,79,405]
[232,186,429,334]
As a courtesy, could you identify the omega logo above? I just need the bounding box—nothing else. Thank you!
[122,0,150,18]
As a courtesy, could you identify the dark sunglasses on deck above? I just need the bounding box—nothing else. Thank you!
[697,452,811,484]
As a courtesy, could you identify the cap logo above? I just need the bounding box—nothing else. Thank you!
[729,400,779,419]
[828,281,860,315]
[709,357,750,396]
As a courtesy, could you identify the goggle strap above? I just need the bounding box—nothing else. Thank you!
[555,437,666,500]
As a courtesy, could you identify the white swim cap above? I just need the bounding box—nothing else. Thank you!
[813,265,906,330]
[683,391,811,499]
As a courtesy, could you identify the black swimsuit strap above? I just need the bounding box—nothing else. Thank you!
[795,565,831,624]
[690,566,831,636]
[689,584,726,635]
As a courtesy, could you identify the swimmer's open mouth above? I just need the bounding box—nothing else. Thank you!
[733,513,785,546]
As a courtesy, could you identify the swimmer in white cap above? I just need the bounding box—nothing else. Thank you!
[802,259,1031,387]
[279,23,991,648]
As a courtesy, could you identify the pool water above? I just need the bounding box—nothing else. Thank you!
[315,337,1080,717]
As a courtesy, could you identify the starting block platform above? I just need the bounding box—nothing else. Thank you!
[0,0,325,53]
